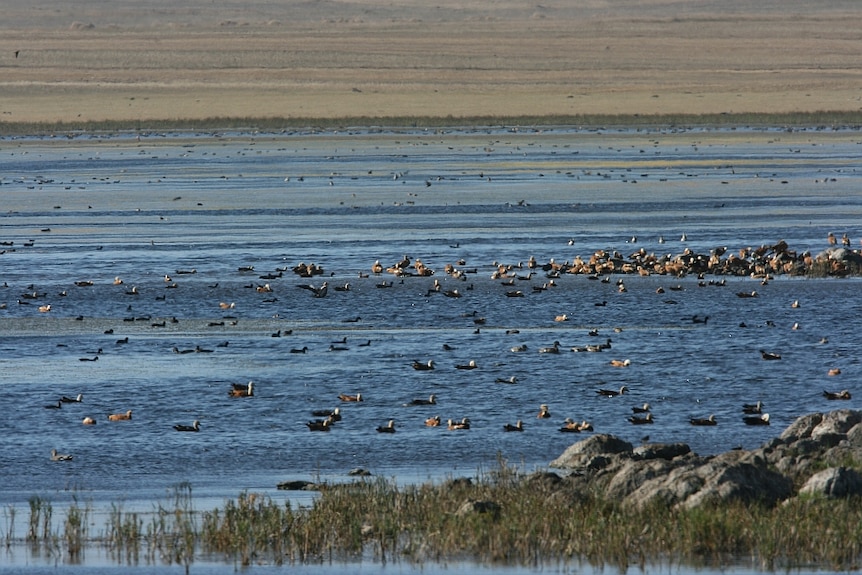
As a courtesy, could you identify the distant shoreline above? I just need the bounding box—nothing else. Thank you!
[2,111,861,137]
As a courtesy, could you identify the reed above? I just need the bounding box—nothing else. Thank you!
[105,503,142,564]
[2,505,14,550]
[11,462,862,570]
[63,497,90,561]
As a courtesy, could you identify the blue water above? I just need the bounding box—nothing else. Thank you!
[0,126,861,571]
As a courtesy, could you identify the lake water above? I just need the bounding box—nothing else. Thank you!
[1,125,861,572]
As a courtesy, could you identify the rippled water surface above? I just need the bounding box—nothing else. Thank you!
[1,126,861,570]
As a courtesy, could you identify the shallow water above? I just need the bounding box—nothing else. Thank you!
[0,126,861,571]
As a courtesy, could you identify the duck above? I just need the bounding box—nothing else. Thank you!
[559,418,581,432]
[61,394,83,403]
[306,418,332,431]
[108,409,133,421]
[405,394,437,406]
[823,389,852,400]
[632,403,651,414]
[338,393,362,402]
[609,359,631,367]
[538,341,561,354]
[597,386,628,397]
[510,344,528,352]
[425,415,441,427]
[742,401,763,414]
[495,376,518,384]
[447,418,471,430]
[760,350,782,360]
[50,449,73,461]
[503,420,524,432]
[412,359,435,371]
[376,419,396,433]
[537,404,551,418]
[82,417,97,425]
[311,407,341,421]
[629,413,654,425]
[455,360,477,370]
[743,413,770,426]
[174,420,201,432]
[736,291,758,298]
[290,346,308,354]
[228,381,254,398]
[690,414,717,426]
[827,368,842,376]
[44,400,62,409]
[554,314,568,322]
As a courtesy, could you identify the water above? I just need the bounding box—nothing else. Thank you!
[1,126,861,571]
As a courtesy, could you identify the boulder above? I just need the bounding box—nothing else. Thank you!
[799,467,862,498]
[550,434,633,469]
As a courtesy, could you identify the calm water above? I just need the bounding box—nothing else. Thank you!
[1,126,861,571]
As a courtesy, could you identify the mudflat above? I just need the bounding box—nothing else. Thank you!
[0,0,860,124]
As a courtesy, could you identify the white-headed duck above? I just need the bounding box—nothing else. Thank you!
[537,404,551,418]
[229,381,254,398]
[823,389,851,400]
[597,386,628,397]
[609,359,631,367]
[629,413,654,425]
[405,394,437,406]
[742,401,763,414]
[447,417,471,430]
[503,420,524,432]
[108,410,132,421]
[50,449,73,461]
[743,413,770,426]
[690,414,717,426]
[412,359,435,371]
[338,392,362,402]
[376,420,396,433]
[174,420,201,432]
[425,415,441,427]
[82,417,97,425]
[455,360,477,370]
[61,394,83,403]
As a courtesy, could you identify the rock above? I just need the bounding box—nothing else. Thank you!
[276,479,316,491]
[456,499,501,518]
[633,442,691,461]
[348,467,372,476]
[550,434,633,469]
[799,467,862,498]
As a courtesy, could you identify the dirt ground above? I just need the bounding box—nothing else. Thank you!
[0,0,860,124]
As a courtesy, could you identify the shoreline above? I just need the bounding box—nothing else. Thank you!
[3,110,862,136]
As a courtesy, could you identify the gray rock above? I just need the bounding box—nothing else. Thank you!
[456,499,501,518]
[276,479,316,491]
[633,442,691,461]
[799,467,862,498]
[550,434,633,469]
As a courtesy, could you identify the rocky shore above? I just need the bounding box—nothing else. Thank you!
[549,409,862,509]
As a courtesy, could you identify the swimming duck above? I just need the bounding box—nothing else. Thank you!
[559,418,581,432]
[44,400,62,409]
[827,368,842,376]
[760,350,782,360]
[823,389,852,400]
[425,415,441,427]
[629,413,654,425]
[538,341,561,354]
[61,394,83,403]
[174,420,201,432]
[455,360,477,370]
[82,417,97,425]
[447,418,471,430]
[690,414,717,426]
[50,449,73,461]
[503,420,524,432]
[537,404,551,418]
[306,418,332,431]
[108,409,133,421]
[632,403,651,414]
[743,413,770,425]
[597,386,628,397]
[376,419,396,433]
[412,359,435,371]
[228,381,254,398]
[609,359,631,367]
[405,394,437,406]
[510,344,528,352]
[742,401,763,414]
[338,392,362,402]
[495,376,518,384]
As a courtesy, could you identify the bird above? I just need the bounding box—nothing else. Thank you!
[538,341,561,354]
[503,420,524,432]
[425,415,441,427]
[537,404,551,418]
[597,386,628,397]
[412,359,435,370]
[455,360,477,370]
[174,420,201,432]
[376,420,396,433]
[405,394,437,406]
[338,393,362,402]
[108,410,133,421]
[82,417,97,425]
[228,381,254,397]
[760,350,782,360]
[311,407,341,421]
[743,413,770,425]
[510,344,528,352]
[290,346,309,354]
[609,359,631,367]
[447,418,471,430]
[44,400,62,409]
[306,418,332,431]
[632,403,651,414]
[60,394,83,403]
[828,368,842,376]
[690,414,717,426]
[559,418,581,432]
[742,401,763,414]
[495,376,518,384]
[50,449,73,461]
[823,389,852,400]
[629,413,654,425]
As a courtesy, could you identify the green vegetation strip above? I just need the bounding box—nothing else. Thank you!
[2,111,862,135]
[7,464,862,570]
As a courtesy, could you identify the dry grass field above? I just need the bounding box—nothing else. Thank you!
[0,0,860,125]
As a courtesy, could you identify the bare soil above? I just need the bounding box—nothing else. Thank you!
[1,0,860,124]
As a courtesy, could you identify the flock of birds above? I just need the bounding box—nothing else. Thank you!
[26,233,857,464]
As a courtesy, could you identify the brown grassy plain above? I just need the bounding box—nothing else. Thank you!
[0,0,860,126]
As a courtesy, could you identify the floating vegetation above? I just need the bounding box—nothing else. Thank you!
[7,462,862,571]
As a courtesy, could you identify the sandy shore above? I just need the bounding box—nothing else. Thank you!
[1,0,861,125]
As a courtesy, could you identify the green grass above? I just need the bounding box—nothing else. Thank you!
[2,111,862,136]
